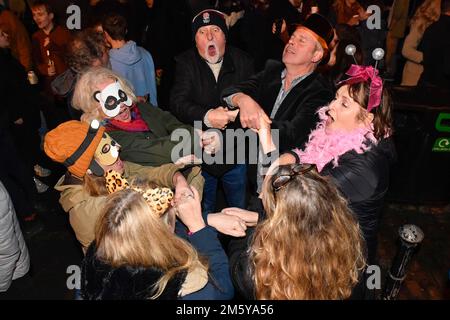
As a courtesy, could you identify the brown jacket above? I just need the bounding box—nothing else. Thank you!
[31,25,71,77]
[55,162,204,253]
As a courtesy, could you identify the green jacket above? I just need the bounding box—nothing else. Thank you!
[107,103,201,167]
[55,161,204,253]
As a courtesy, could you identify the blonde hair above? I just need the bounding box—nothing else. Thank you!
[94,187,207,299]
[72,67,136,123]
[251,165,366,300]
[410,0,441,33]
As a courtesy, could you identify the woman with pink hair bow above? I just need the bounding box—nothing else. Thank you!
[227,64,396,264]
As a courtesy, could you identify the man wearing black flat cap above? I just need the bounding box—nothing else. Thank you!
[222,13,335,194]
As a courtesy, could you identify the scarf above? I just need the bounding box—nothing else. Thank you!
[105,104,149,132]
[294,106,377,172]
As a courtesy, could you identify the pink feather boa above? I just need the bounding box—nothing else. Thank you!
[294,106,377,172]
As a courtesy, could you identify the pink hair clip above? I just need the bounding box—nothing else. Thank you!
[339,46,385,112]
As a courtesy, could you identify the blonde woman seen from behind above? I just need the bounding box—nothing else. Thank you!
[81,183,234,300]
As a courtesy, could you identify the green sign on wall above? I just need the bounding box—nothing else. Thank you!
[433,113,450,152]
[432,138,450,152]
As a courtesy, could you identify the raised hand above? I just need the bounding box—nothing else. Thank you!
[173,172,194,205]
[175,186,205,233]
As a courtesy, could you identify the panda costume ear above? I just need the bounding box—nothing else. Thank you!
[93,91,101,102]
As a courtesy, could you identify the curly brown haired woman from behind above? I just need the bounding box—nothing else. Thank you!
[229,164,367,300]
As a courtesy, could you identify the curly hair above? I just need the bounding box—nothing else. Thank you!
[251,165,366,300]
[66,28,109,73]
[72,66,136,123]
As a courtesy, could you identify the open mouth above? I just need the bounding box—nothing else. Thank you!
[285,46,295,55]
[325,109,335,123]
[109,157,123,170]
[117,106,130,119]
[207,44,217,57]
[119,107,127,115]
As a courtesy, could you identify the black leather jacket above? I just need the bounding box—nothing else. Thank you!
[322,137,396,262]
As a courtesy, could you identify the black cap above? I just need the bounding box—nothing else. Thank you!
[192,9,228,38]
[300,14,334,64]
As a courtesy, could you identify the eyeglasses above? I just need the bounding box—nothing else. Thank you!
[272,163,315,192]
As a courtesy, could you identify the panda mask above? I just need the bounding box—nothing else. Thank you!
[93,81,132,118]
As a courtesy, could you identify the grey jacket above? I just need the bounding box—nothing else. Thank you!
[0,181,30,292]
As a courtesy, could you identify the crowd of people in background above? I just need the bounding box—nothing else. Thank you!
[0,0,449,298]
